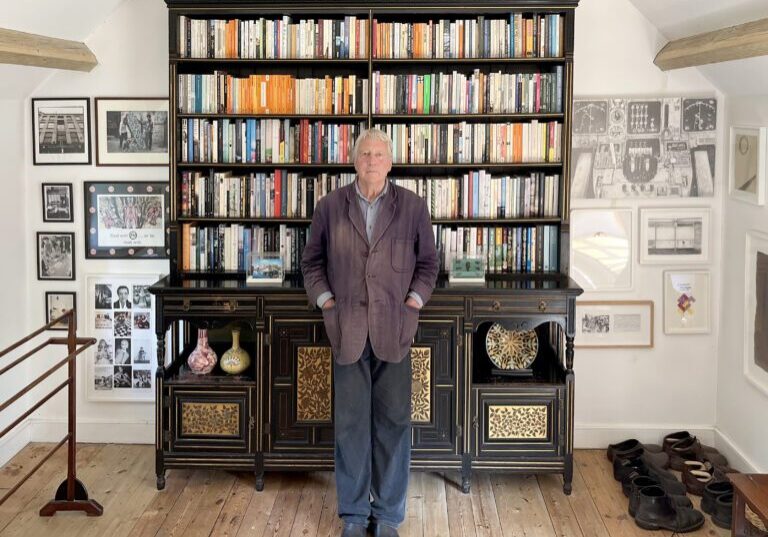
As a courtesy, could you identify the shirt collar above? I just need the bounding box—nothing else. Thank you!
[354,179,389,205]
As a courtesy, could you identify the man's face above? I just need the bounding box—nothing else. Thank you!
[118,288,129,302]
[354,138,392,187]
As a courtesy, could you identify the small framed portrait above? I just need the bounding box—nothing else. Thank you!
[729,126,767,206]
[94,98,169,166]
[45,291,76,330]
[41,183,74,222]
[575,300,653,348]
[31,98,91,165]
[639,207,710,264]
[84,181,170,259]
[37,231,75,280]
[663,270,710,334]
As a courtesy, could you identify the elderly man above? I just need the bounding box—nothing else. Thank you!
[301,128,438,537]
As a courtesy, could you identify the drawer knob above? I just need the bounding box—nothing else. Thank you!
[538,300,548,312]
[182,298,190,312]
[492,300,501,312]
[222,299,237,312]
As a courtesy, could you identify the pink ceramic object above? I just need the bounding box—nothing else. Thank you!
[187,328,217,374]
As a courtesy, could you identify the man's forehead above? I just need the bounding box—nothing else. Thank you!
[359,140,387,150]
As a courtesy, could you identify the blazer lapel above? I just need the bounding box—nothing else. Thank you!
[346,187,369,245]
[369,187,397,250]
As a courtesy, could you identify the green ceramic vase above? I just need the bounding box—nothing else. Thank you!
[220,329,250,375]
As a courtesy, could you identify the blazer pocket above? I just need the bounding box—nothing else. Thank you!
[391,238,416,273]
[321,305,341,349]
[399,303,420,347]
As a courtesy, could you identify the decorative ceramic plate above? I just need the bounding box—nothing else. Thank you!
[485,323,538,369]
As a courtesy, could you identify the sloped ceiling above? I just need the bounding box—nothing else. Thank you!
[626,0,768,96]
[0,0,126,99]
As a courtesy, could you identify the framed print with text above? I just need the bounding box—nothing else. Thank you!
[663,270,710,334]
[84,181,170,259]
[571,208,632,291]
[639,207,710,264]
[744,231,768,395]
[729,126,767,206]
[575,300,653,348]
[95,98,169,166]
[32,98,91,165]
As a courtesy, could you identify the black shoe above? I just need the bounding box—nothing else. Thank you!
[613,456,648,482]
[341,522,367,537]
[627,476,692,518]
[711,492,733,530]
[701,480,733,515]
[634,485,704,533]
[371,523,399,537]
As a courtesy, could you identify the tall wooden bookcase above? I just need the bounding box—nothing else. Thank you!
[153,0,582,495]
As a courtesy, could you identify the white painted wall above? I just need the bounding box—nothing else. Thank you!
[715,95,768,472]
[571,0,725,448]
[25,0,169,445]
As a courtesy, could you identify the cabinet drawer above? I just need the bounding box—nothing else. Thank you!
[472,296,566,316]
[164,295,259,315]
[472,387,561,458]
[170,387,252,453]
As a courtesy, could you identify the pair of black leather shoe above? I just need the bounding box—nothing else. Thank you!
[700,480,734,530]
[625,475,692,518]
[632,485,705,532]
[613,456,686,496]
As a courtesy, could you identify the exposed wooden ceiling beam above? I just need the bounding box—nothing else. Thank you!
[655,17,768,71]
[0,28,97,72]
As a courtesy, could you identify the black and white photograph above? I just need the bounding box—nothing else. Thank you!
[94,367,113,390]
[84,181,170,259]
[582,314,610,334]
[132,369,152,389]
[95,98,169,166]
[576,301,654,348]
[87,274,158,402]
[32,98,91,165]
[571,97,717,199]
[639,208,710,264]
[41,183,74,222]
[45,291,75,330]
[729,126,767,206]
[37,231,75,281]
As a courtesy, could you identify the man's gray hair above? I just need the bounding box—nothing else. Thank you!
[352,128,393,162]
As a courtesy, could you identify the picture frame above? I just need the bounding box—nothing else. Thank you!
[575,300,653,348]
[37,231,75,281]
[663,270,710,334]
[45,291,76,331]
[743,230,768,396]
[31,98,91,165]
[247,251,284,284]
[95,97,169,166]
[83,181,170,259]
[570,208,633,291]
[729,126,767,206]
[41,183,74,223]
[86,274,158,402]
[639,207,710,264]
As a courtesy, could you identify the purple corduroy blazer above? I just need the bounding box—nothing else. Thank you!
[301,182,439,364]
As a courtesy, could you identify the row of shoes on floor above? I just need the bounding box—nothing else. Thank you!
[607,430,749,534]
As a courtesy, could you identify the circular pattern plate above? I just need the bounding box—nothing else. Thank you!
[485,323,538,370]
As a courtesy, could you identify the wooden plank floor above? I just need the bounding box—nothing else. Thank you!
[0,444,730,537]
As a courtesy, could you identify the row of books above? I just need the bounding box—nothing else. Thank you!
[180,223,309,273]
[372,14,563,59]
[392,172,560,219]
[180,171,356,219]
[178,73,368,115]
[177,16,369,59]
[371,68,563,115]
[374,121,562,164]
[180,118,365,164]
[434,224,559,274]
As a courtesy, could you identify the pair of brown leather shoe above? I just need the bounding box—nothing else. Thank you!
[662,431,728,471]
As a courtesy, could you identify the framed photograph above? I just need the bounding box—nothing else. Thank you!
[663,270,710,334]
[41,183,74,223]
[639,207,710,264]
[575,301,653,348]
[743,231,768,395]
[95,98,169,166]
[570,209,632,291]
[45,291,76,331]
[37,231,75,281]
[86,274,158,401]
[729,126,767,206]
[31,98,91,165]
[84,181,170,259]
[247,251,284,284]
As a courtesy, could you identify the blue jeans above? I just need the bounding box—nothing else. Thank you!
[333,338,412,528]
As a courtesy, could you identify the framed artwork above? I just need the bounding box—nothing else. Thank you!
[639,207,710,264]
[37,231,75,281]
[31,98,91,165]
[743,231,768,395]
[83,181,170,259]
[45,291,76,331]
[663,270,710,334]
[571,97,716,199]
[86,274,157,401]
[41,183,74,223]
[729,126,767,206]
[95,98,169,166]
[575,301,653,348]
[570,208,632,291]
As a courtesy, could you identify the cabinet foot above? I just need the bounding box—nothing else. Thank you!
[157,475,166,490]
[461,476,471,494]
[562,480,572,495]
[255,472,264,491]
